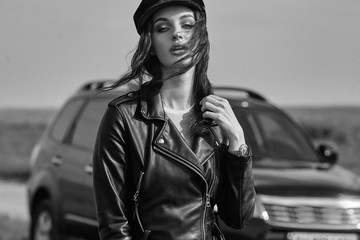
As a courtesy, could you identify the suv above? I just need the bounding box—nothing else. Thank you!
[28,80,360,240]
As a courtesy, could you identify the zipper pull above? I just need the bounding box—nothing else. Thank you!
[206,194,211,208]
[133,192,139,202]
[133,171,144,202]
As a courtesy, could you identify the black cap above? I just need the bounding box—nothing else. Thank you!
[133,0,206,34]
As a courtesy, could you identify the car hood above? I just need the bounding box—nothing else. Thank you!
[253,163,360,197]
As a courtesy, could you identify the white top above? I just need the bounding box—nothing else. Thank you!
[163,104,196,148]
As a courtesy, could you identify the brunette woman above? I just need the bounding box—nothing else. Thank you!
[93,0,256,239]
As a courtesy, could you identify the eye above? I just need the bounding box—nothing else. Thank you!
[153,22,171,33]
[157,26,169,32]
[182,23,194,29]
[181,19,195,30]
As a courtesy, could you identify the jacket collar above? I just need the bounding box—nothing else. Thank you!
[139,81,166,121]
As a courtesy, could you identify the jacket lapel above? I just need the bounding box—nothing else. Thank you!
[139,82,220,175]
[155,119,202,170]
[193,129,220,166]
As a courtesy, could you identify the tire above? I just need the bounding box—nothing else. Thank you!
[30,199,60,240]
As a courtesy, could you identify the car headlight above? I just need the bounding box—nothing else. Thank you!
[253,197,269,220]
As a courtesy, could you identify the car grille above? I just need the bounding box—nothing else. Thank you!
[259,195,360,229]
[264,203,360,225]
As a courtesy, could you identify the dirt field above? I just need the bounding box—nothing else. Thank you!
[0,181,29,221]
[0,180,29,221]
[0,180,29,240]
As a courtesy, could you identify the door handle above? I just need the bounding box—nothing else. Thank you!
[51,155,63,166]
[84,163,93,175]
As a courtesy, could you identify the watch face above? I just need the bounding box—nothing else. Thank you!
[240,144,249,156]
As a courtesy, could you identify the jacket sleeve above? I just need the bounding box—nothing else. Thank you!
[92,106,133,240]
[217,150,256,229]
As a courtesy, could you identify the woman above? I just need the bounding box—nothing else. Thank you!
[92,0,256,239]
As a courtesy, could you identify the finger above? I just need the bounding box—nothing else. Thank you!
[206,95,227,103]
[201,101,218,112]
[209,95,225,101]
[211,96,229,108]
[202,110,219,122]
[200,95,222,106]
[201,96,227,112]
[202,110,229,126]
[200,95,215,105]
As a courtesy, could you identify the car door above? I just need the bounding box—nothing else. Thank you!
[64,97,109,228]
[47,99,89,223]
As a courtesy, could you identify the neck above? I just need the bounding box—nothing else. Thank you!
[160,67,195,110]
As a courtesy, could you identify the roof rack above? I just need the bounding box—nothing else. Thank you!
[78,80,115,92]
[214,86,267,102]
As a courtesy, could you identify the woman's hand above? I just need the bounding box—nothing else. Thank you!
[200,95,246,151]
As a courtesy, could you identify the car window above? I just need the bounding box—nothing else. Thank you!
[233,106,318,163]
[50,99,84,142]
[70,98,109,151]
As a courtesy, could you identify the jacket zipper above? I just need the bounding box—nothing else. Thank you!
[202,172,216,240]
[133,171,145,232]
[201,154,217,240]
[154,145,216,240]
[133,171,144,202]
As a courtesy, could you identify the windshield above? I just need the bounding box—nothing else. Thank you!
[233,105,319,164]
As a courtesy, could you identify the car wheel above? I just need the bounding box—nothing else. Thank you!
[30,199,59,240]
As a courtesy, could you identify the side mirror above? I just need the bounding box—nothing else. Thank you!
[315,141,338,165]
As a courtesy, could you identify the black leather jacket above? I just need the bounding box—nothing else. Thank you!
[93,83,256,240]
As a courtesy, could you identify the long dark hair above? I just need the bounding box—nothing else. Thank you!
[109,10,213,136]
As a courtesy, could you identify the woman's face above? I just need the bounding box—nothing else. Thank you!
[151,5,195,71]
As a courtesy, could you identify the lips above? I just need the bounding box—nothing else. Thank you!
[170,45,188,56]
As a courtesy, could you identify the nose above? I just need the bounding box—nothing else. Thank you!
[173,30,184,41]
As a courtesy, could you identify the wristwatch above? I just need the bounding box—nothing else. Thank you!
[230,144,252,158]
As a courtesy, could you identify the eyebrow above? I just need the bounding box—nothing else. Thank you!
[153,14,195,25]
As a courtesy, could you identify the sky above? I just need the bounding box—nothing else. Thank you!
[1,0,359,108]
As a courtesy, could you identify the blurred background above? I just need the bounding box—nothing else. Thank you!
[1,0,360,107]
[0,0,359,239]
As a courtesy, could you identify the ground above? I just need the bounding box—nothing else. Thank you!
[0,180,28,221]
